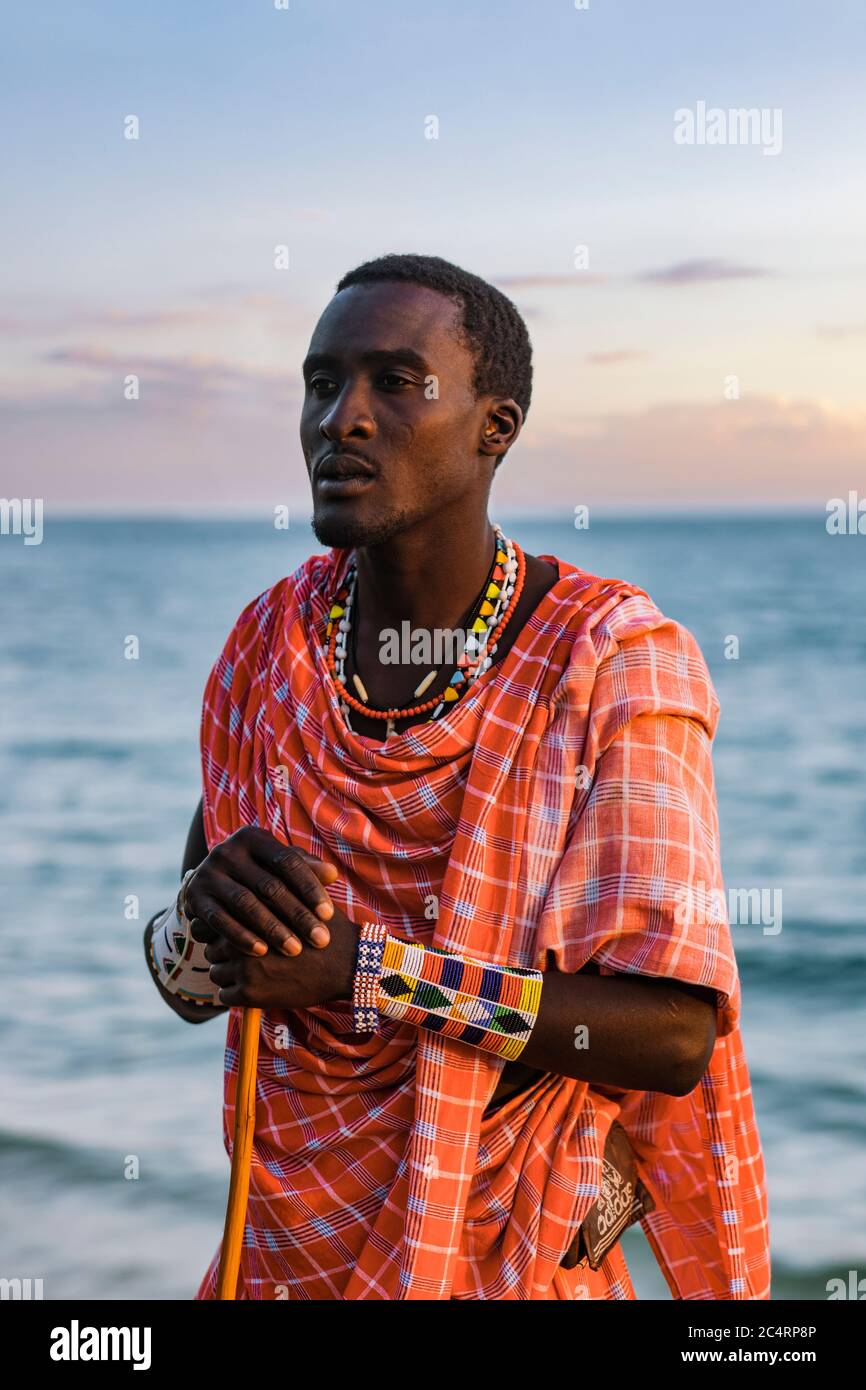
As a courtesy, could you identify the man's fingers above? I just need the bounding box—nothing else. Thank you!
[215,983,246,1007]
[208,958,246,1007]
[208,960,238,986]
[188,874,306,956]
[259,845,340,929]
[285,845,339,872]
[295,849,341,888]
[227,854,334,951]
[188,916,218,944]
[188,902,269,957]
[185,837,342,956]
[203,939,233,964]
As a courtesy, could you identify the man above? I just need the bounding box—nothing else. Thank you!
[144,253,771,1300]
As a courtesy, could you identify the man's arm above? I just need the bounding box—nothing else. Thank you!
[181,794,208,877]
[145,807,342,1024]
[143,797,227,1025]
[512,967,717,1097]
[201,914,719,1097]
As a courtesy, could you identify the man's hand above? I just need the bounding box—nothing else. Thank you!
[203,902,359,1010]
[185,827,340,958]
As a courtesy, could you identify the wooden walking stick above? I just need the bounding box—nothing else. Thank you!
[216,1005,261,1300]
[213,856,339,1299]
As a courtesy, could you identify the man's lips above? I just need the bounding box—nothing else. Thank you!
[315,452,377,481]
[315,452,377,497]
[316,474,376,498]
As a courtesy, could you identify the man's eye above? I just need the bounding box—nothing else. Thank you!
[308,377,336,394]
[380,373,414,389]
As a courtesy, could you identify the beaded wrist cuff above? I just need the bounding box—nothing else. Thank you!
[148,878,222,1007]
[352,921,389,1032]
[376,934,543,1060]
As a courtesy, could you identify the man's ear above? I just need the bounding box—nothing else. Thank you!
[480,399,522,463]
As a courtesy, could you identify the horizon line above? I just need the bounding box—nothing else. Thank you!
[36,505,828,522]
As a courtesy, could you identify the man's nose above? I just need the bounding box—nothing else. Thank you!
[319,382,375,442]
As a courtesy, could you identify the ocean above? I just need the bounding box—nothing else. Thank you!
[1,514,864,1300]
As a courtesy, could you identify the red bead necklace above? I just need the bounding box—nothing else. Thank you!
[324,534,526,722]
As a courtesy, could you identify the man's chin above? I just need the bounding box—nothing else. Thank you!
[309,505,410,550]
[310,511,369,550]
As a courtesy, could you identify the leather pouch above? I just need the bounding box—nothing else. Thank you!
[560,1120,655,1270]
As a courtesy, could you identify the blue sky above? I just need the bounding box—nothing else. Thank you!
[3,0,864,512]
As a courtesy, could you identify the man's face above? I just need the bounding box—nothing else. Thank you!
[300,280,493,548]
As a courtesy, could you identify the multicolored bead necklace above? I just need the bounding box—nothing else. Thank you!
[324,523,525,735]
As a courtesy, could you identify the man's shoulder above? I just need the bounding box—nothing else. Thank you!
[543,560,719,735]
[542,558,669,649]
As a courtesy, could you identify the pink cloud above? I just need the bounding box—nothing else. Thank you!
[43,345,296,402]
[491,260,773,293]
[493,273,608,288]
[815,323,866,340]
[505,394,866,507]
[584,350,649,366]
[0,289,314,341]
[3,390,861,514]
[637,258,772,285]
[0,306,233,338]
[0,392,306,513]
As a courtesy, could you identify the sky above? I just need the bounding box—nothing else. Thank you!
[2,0,864,515]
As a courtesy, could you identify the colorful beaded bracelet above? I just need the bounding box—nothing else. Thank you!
[352,921,390,1032]
[372,933,544,1060]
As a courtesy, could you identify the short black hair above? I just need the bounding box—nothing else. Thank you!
[335,253,533,427]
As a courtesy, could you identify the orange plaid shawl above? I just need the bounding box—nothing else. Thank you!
[194,544,771,1300]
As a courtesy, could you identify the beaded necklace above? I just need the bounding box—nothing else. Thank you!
[324,522,524,735]
[347,544,494,702]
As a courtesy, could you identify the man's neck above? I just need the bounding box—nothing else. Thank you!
[352,513,497,636]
